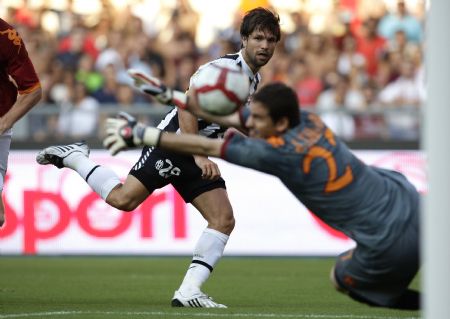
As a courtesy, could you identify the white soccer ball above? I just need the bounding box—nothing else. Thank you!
[191,63,250,115]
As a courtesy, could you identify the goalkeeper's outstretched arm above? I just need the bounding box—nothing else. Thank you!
[103,112,225,158]
[159,131,223,158]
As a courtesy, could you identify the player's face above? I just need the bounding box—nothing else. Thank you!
[242,29,277,73]
[246,101,278,138]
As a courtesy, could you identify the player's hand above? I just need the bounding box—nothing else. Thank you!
[194,155,221,180]
[128,69,187,109]
[128,69,173,103]
[0,117,12,135]
[103,112,147,155]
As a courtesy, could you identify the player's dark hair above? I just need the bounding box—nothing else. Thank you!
[240,7,281,43]
[252,83,300,128]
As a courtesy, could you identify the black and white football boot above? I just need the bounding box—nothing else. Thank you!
[36,142,90,168]
[171,290,227,308]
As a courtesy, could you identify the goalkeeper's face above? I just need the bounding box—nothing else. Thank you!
[246,101,280,139]
[242,29,277,73]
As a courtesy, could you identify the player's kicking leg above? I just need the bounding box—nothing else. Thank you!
[36,142,149,211]
[171,188,233,308]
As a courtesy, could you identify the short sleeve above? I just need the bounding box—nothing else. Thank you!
[6,42,40,93]
[0,20,40,93]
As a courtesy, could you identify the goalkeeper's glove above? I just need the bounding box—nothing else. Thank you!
[127,69,187,109]
[103,111,162,155]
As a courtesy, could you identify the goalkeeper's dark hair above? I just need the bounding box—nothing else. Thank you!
[240,7,281,43]
[252,83,300,128]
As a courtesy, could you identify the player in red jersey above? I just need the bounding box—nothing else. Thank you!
[0,18,42,227]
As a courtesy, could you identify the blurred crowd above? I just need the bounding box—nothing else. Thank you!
[3,0,425,142]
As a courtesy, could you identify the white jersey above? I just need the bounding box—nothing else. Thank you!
[157,51,261,138]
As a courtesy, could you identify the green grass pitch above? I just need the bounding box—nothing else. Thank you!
[0,256,420,319]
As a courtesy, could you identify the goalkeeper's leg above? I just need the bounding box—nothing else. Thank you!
[331,244,419,310]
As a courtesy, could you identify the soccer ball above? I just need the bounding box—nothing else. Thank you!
[191,63,250,115]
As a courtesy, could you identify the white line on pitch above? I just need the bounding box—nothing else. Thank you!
[0,311,420,319]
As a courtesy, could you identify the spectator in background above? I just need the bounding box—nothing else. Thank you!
[164,32,198,87]
[378,59,422,140]
[337,35,366,76]
[388,29,409,55]
[145,40,166,80]
[116,84,136,107]
[121,32,153,83]
[378,59,421,106]
[378,0,423,43]
[213,36,240,60]
[115,84,155,127]
[174,55,198,92]
[57,27,98,71]
[75,53,103,93]
[284,11,309,55]
[317,73,365,112]
[354,80,386,139]
[96,82,143,142]
[92,64,119,104]
[169,0,199,41]
[304,33,338,79]
[270,51,291,84]
[287,59,323,110]
[317,73,365,140]
[374,55,395,89]
[361,79,381,108]
[58,81,99,139]
[49,69,76,104]
[213,11,246,57]
[356,18,387,78]
[409,45,426,102]
[95,31,125,73]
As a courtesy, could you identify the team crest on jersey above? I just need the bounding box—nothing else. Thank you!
[155,159,181,178]
[0,28,22,52]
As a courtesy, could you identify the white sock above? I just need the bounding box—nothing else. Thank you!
[63,152,120,200]
[178,228,229,296]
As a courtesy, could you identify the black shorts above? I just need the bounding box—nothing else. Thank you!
[129,146,226,203]
[333,213,420,307]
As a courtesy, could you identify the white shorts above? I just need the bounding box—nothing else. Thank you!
[0,129,12,191]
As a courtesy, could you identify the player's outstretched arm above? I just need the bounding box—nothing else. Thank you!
[103,112,223,158]
[127,69,243,130]
[128,69,188,109]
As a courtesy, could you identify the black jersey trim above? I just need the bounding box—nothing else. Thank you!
[220,54,239,60]
[254,75,260,91]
